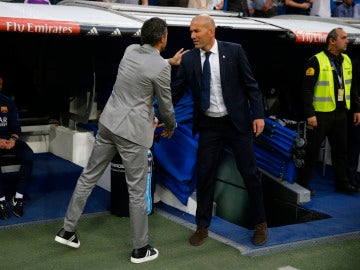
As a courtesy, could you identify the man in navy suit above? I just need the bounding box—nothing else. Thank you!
[172,14,267,246]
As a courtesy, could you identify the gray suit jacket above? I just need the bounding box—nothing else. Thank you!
[100,44,176,148]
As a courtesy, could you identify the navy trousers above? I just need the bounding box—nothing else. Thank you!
[0,140,34,198]
[195,115,266,228]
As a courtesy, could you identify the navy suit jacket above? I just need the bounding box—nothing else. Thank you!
[172,40,264,135]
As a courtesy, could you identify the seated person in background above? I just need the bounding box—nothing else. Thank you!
[188,0,224,9]
[355,0,360,18]
[253,0,278,18]
[0,72,34,220]
[188,0,208,9]
[333,0,354,17]
[310,0,333,17]
[285,0,313,15]
[208,0,224,10]
[227,0,254,16]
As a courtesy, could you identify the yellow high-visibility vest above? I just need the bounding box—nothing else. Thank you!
[313,51,352,111]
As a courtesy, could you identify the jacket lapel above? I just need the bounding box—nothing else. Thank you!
[194,49,202,89]
[217,41,226,87]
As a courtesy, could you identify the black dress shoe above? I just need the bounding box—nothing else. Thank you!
[335,183,357,195]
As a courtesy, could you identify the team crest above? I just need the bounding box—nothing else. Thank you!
[1,106,8,113]
[305,67,315,76]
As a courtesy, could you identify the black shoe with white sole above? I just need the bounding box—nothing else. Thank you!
[0,201,10,220]
[130,245,158,264]
[11,197,24,217]
[55,228,80,248]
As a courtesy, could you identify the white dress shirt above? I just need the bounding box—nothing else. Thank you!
[201,40,228,117]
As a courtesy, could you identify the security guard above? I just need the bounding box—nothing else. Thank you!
[297,28,360,195]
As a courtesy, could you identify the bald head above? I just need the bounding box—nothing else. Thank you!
[191,14,216,30]
[190,14,216,51]
[326,28,349,56]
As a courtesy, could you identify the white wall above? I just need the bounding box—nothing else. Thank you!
[48,125,111,191]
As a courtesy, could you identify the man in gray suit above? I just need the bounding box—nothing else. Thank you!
[54,17,186,264]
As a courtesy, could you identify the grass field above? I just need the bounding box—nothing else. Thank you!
[1,213,360,270]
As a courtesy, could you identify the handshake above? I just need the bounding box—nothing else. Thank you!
[153,117,176,141]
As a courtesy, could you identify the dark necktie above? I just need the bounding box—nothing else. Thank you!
[201,51,211,112]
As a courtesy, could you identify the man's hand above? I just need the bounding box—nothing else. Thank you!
[5,139,15,150]
[354,112,360,126]
[253,119,265,137]
[161,128,175,139]
[168,48,189,66]
[0,138,15,150]
[307,115,318,127]
[155,122,175,139]
[0,138,7,149]
[153,117,159,129]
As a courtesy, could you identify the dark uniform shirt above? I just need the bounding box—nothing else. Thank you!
[302,50,360,119]
[0,93,21,139]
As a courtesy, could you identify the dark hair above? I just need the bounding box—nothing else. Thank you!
[326,28,343,45]
[140,17,167,46]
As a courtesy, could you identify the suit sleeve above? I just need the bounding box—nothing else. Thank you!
[170,61,188,107]
[237,45,264,119]
[153,64,177,131]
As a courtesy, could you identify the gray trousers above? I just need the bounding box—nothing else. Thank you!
[63,123,149,249]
